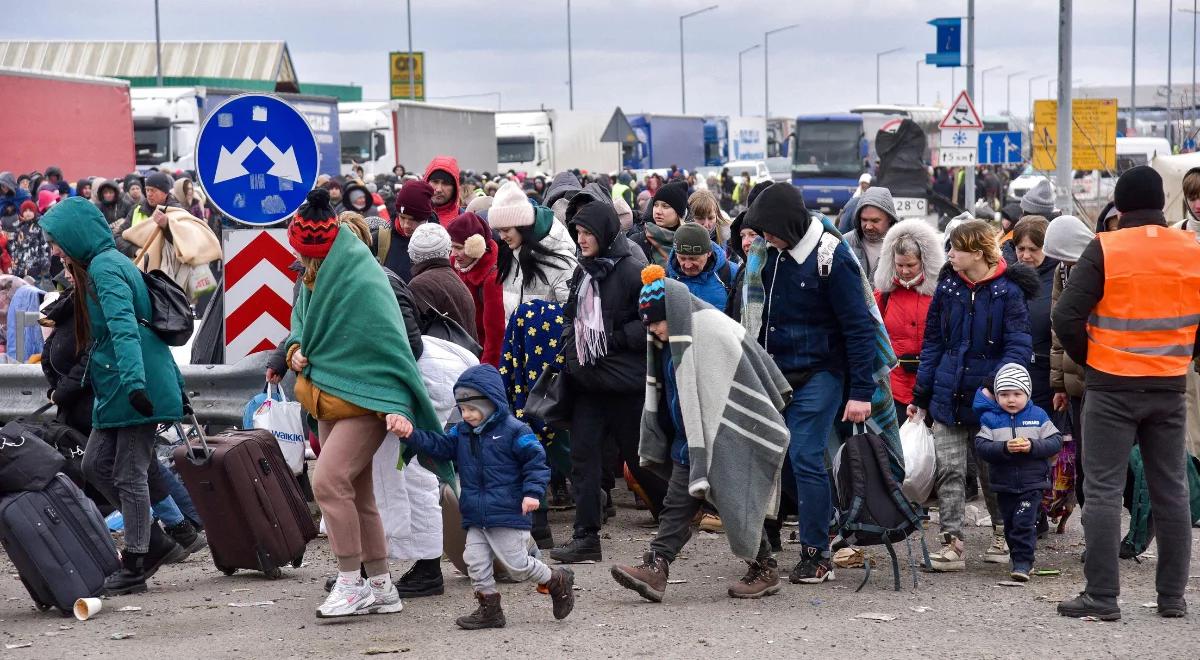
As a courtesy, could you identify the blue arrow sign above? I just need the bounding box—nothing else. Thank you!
[978,131,1023,165]
[195,94,319,226]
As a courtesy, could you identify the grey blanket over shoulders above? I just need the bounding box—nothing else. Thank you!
[640,277,793,560]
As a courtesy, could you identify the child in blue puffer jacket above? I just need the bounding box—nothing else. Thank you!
[973,363,1063,582]
[390,364,575,629]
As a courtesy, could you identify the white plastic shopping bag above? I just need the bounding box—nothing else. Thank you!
[899,414,936,504]
[251,383,307,475]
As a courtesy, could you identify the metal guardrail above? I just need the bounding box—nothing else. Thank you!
[0,351,293,425]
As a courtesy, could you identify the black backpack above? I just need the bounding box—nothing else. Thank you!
[832,422,931,591]
[138,269,194,346]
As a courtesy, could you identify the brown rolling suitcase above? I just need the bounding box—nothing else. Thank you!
[173,418,316,578]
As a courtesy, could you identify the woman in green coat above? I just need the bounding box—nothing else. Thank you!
[284,189,442,618]
[40,197,186,596]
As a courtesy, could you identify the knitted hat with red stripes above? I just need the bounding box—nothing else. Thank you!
[288,188,340,259]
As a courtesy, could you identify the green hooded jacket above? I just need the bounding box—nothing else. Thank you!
[39,197,184,429]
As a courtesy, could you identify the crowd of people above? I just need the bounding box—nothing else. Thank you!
[6,151,1198,627]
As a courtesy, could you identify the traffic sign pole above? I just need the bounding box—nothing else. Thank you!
[966,0,976,211]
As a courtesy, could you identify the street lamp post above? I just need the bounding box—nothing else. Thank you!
[154,0,163,86]
[680,4,719,114]
[406,0,415,100]
[764,23,800,119]
[1169,0,1174,147]
[1182,5,1199,142]
[566,0,573,110]
[916,58,922,105]
[1131,0,1138,134]
[875,47,903,104]
[1006,70,1025,118]
[981,66,1002,117]
[738,44,761,116]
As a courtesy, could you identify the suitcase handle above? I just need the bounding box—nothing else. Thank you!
[178,414,213,466]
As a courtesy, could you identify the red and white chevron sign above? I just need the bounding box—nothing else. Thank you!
[223,229,299,364]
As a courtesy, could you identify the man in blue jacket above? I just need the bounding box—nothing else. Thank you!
[666,222,738,310]
[742,182,877,585]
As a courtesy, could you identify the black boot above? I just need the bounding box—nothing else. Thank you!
[394,558,444,598]
[103,552,148,596]
[604,490,616,521]
[549,534,602,564]
[456,592,505,630]
[164,520,207,555]
[143,523,189,579]
[532,509,554,550]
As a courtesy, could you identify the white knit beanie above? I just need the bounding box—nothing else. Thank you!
[485,181,534,229]
[1042,215,1095,263]
[408,222,452,264]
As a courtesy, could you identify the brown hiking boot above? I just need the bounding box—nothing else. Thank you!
[537,567,576,619]
[610,551,669,603]
[455,592,506,630]
[728,558,782,599]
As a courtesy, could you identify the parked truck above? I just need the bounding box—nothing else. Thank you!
[0,67,134,179]
[704,116,768,166]
[495,109,618,175]
[131,87,341,176]
[339,100,497,177]
[623,114,705,171]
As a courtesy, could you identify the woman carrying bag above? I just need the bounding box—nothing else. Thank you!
[283,189,443,618]
[39,197,188,596]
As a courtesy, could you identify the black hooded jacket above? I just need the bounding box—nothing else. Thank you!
[561,187,649,393]
[91,179,132,226]
[39,290,93,433]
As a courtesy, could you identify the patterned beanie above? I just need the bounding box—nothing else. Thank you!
[994,362,1032,398]
[408,222,452,264]
[638,264,668,325]
[446,212,491,260]
[288,188,340,259]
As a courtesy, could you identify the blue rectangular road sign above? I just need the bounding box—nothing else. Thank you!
[978,131,1023,165]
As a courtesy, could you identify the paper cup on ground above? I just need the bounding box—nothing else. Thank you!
[74,597,102,621]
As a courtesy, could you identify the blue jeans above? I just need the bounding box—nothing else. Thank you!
[785,370,842,554]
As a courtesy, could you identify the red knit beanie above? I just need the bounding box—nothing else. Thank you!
[288,188,340,259]
[446,212,491,260]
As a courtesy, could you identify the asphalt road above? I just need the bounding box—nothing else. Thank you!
[0,487,1197,659]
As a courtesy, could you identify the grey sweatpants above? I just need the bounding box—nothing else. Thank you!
[932,422,1001,538]
[83,424,158,554]
[1082,389,1193,599]
[464,526,552,595]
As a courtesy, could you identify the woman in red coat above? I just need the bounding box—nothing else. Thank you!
[872,218,944,422]
[447,212,505,366]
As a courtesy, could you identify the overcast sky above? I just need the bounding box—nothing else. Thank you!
[4,0,1179,119]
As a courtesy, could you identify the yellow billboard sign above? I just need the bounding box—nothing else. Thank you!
[389,51,425,101]
[1031,98,1118,171]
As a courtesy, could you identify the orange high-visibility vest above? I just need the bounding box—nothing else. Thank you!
[1086,225,1200,377]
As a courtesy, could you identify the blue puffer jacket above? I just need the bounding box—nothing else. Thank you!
[972,389,1062,493]
[666,241,738,311]
[913,261,1038,426]
[403,364,549,530]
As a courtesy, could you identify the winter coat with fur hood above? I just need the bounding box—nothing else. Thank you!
[871,218,943,405]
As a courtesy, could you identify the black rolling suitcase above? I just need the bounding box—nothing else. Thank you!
[0,474,120,614]
[173,420,315,578]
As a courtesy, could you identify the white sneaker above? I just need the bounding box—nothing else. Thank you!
[929,534,966,572]
[983,531,1010,564]
[357,577,404,615]
[316,578,375,618]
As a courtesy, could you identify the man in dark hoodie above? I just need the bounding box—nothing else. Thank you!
[92,179,132,226]
[742,182,878,585]
[844,186,898,283]
[550,186,662,564]
[1054,166,1200,622]
[424,156,462,227]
